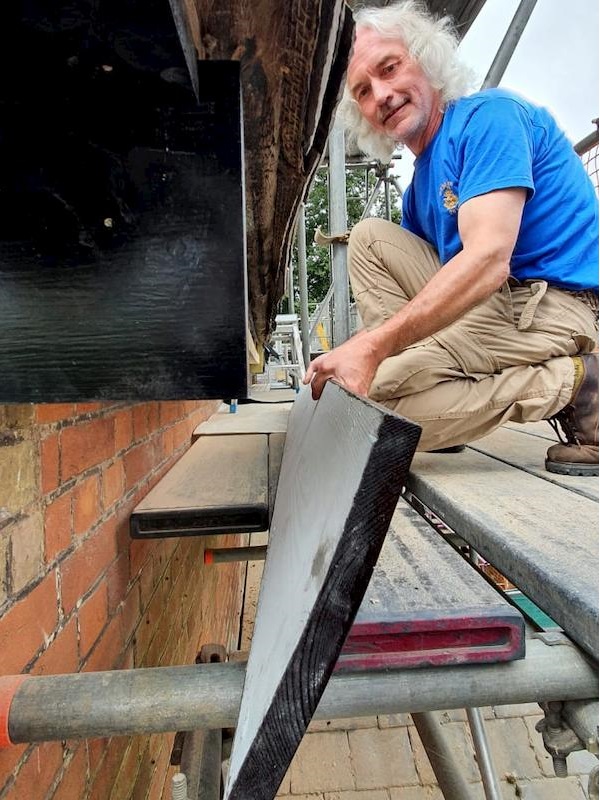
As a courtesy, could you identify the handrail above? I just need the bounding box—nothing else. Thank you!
[575,127,599,157]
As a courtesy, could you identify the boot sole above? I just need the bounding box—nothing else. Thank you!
[545,459,599,477]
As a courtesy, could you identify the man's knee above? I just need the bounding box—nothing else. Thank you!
[349,217,398,245]
[348,217,405,259]
[348,218,410,286]
[348,219,439,281]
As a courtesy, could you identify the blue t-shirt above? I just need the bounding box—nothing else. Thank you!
[402,89,599,292]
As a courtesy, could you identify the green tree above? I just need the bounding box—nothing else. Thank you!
[289,166,401,311]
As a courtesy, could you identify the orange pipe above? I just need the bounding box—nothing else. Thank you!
[0,675,27,748]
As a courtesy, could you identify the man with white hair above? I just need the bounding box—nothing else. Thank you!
[304,0,599,476]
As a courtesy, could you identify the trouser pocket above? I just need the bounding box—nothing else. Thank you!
[432,327,500,379]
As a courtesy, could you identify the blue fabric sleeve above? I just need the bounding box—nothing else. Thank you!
[456,98,536,205]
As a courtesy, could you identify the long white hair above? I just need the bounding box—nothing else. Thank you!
[340,0,476,162]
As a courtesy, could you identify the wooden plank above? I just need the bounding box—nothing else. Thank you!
[503,421,560,441]
[470,426,599,501]
[407,450,599,658]
[240,531,269,652]
[193,403,292,439]
[223,382,421,800]
[249,388,298,403]
[130,435,268,538]
[339,500,524,671]
[0,6,247,401]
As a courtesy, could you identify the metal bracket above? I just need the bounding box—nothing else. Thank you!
[535,701,592,778]
[313,226,350,246]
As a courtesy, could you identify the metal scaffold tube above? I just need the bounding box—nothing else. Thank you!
[411,711,476,800]
[467,707,503,800]
[1,638,597,746]
[328,117,350,346]
[482,0,539,89]
[296,203,311,368]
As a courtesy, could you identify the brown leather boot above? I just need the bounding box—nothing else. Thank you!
[546,353,599,476]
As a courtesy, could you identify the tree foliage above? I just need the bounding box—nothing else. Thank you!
[288,166,402,311]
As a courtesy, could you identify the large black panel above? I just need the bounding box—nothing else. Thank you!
[0,2,247,401]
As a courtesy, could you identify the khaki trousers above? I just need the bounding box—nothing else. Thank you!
[348,218,599,451]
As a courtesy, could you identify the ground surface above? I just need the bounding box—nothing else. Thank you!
[274,705,596,799]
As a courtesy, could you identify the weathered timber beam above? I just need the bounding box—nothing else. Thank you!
[350,0,489,37]
[192,0,353,342]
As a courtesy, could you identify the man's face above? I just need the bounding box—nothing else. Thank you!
[347,27,442,155]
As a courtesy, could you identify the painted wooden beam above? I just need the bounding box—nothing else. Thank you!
[223,382,421,800]
[0,3,247,401]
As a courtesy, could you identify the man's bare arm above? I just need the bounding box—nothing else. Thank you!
[304,187,527,399]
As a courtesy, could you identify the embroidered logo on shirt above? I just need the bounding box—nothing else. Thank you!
[439,181,458,214]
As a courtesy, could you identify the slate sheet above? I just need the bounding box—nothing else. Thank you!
[224,382,421,799]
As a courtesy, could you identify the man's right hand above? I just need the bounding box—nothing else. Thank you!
[303,329,384,400]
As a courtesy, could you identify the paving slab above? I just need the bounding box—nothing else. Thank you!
[437,708,468,723]
[507,776,589,799]
[289,732,354,795]
[277,768,291,796]
[277,795,325,800]
[408,721,481,785]
[493,703,541,719]
[377,714,411,729]
[349,727,419,789]
[324,791,389,800]
[484,717,542,779]
[390,787,444,799]
[406,725,436,787]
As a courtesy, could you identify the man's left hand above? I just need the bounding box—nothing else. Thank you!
[303,330,382,400]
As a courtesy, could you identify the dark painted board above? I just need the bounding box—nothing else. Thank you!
[223,382,421,800]
[339,501,524,671]
[0,3,247,401]
[407,448,598,659]
[130,434,268,538]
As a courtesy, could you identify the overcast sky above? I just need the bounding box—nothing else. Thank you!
[394,0,599,186]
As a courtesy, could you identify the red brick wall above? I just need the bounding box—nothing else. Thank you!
[0,401,247,799]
